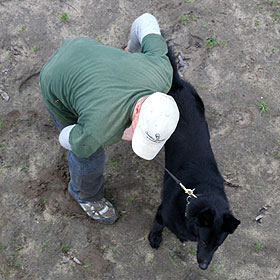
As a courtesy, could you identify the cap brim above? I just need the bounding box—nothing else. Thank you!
[132,124,165,160]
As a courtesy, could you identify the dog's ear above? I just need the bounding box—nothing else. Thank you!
[197,208,215,227]
[222,213,240,234]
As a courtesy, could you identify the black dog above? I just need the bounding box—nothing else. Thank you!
[148,49,240,270]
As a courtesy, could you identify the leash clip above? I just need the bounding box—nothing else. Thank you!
[179,183,197,198]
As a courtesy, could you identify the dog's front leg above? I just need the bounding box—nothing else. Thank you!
[148,205,165,249]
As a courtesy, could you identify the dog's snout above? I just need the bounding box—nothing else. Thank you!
[199,263,208,270]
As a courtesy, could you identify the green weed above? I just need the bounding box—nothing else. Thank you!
[60,13,69,22]
[128,194,137,203]
[273,152,280,159]
[83,264,90,268]
[0,243,6,253]
[112,247,118,255]
[190,248,196,256]
[206,37,218,51]
[8,51,11,59]
[40,241,48,252]
[257,102,270,114]
[197,83,209,89]
[124,28,129,34]
[60,244,69,253]
[110,159,120,168]
[271,8,280,21]
[202,21,209,29]
[18,26,25,32]
[181,13,195,22]
[20,164,29,171]
[33,47,39,52]
[211,264,220,273]
[254,242,263,251]
[3,163,11,168]
[256,4,263,13]
[0,119,3,129]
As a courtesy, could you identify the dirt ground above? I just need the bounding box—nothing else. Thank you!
[0,0,280,279]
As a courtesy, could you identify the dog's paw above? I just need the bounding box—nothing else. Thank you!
[148,231,162,249]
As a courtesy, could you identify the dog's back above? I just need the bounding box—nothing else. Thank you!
[148,48,240,270]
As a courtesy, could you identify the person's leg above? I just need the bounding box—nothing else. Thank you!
[67,148,117,224]
[67,147,105,202]
[42,102,117,223]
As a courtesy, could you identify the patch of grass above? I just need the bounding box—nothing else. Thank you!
[254,242,263,251]
[255,20,260,26]
[0,119,3,129]
[273,152,280,159]
[197,83,209,89]
[184,0,192,3]
[181,12,195,22]
[214,109,221,117]
[18,26,25,32]
[3,163,11,168]
[128,194,137,203]
[20,164,29,171]
[231,100,237,105]
[43,226,49,233]
[271,8,280,21]
[0,243,6,253]
[60,244,69,253]
[33,47,39,52]
[60,12,69,22]
[256,4,263,13]
[40,241,48,252]
[202,21,209,29]
[123,28,129,34]
[83,264,90,268]
[112,247,118,255]
[190,248,196,256]
[169,252,176,264]
[220,39,227,47]
[257,102,270,114]
[211,264,220,273]
[110,159,120,168]
[206,37,218,51]
[8,51,11,59]
[276,138,280,145]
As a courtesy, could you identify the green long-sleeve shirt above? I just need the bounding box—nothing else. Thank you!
[40,34,172,157]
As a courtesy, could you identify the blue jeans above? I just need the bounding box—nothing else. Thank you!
[47,108,106,202]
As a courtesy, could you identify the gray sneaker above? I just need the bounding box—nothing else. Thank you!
[78,198,118,224]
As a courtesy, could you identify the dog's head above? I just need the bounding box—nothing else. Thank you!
[193,208,240,270]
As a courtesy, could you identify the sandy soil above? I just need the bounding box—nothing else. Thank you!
[0,0,280,279]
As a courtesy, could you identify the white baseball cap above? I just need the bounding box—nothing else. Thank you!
[132,92,180,160]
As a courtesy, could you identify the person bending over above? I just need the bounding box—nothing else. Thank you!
[40,13,179,224]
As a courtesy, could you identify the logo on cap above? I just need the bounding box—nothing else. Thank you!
[145,131,166,143]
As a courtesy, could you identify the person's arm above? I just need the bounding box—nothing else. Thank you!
[127,13,161,53]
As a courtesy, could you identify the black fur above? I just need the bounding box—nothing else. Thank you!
[148,48,240,270]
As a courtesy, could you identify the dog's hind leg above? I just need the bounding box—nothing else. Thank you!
[148,205,165,249]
